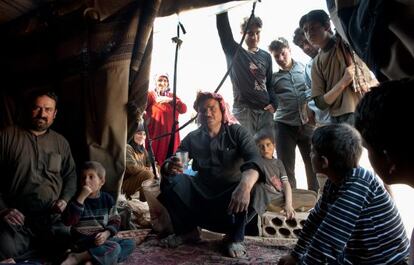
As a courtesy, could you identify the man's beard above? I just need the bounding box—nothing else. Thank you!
[31,118,51,132]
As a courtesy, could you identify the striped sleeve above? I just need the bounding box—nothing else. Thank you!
[62,200,84,226]
[293,169,372,264]
[302,178,371,264]
[291,185,329,261]
[292,168,409,264]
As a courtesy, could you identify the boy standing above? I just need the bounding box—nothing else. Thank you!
[299,10,376,125]
[62,161,135,265]
[268,37,317,192]
[278,124,409,264]
[216,11,276,136]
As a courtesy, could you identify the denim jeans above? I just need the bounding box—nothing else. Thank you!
[88,237,135,265]
[232,106,274,136]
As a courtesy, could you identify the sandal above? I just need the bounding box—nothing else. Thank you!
[225,241,247,258]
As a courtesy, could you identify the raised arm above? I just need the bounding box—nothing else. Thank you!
[216,12,238,55]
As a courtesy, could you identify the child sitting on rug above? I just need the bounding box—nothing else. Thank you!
[254,130,316,219]
[61,161,135,265]
[278,124,409,264]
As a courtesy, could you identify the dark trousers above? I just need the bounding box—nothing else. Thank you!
[275,122,318,192]
[331,112,355,126]
[159,179,253,242]
[0,215,71,262]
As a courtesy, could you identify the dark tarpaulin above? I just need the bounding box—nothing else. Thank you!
[0,0,236,198]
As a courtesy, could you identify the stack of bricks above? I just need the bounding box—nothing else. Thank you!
[259,211,310,239]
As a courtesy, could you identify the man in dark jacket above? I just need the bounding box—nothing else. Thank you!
[159,92,270,258]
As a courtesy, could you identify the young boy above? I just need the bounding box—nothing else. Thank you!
[355,78,414,264]
[61,161,135,265]
[299,9,376,125]
[254,130,295,219]
[278,124,409,265]
[216,11,276,136]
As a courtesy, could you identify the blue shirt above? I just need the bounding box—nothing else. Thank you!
[271,60,309,126]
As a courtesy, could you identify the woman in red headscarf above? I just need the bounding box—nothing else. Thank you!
[145,73,187,164]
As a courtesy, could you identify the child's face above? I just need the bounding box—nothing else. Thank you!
[302,21,329,48]
[243,26,261,50]
[80,169,104,197]
[257,138,275,160]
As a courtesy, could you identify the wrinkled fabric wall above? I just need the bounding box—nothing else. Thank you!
[0,1,154,198]
[0,0,234,198]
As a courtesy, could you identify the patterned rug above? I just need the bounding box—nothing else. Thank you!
[120,230,293,265]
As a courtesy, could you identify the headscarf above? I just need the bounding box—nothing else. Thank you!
[129,122,146,153]
[154,72,170,96]
[193,91,238,125]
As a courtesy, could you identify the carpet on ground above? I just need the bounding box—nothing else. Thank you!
[119,230,293,265]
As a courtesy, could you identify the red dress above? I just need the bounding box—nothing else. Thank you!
[145,90,187,164]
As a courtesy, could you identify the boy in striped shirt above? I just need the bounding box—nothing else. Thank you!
[278,124,409,265]
[61,161,135,265]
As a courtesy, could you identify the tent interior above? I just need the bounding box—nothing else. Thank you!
[0,0,240,197]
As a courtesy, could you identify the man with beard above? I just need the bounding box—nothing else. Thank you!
[0,90,77,261]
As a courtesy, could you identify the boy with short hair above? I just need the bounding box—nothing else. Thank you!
[254,130,295,219]
[254,130,317,218]
[61,161,135,265]
[267,37,318,193]
[278,124,409,265]
[216,11,276,136]
[299,9,376,125]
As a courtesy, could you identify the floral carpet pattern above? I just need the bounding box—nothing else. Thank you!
[120,232,292,265]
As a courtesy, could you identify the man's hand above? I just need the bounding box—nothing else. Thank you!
[264,104,275,113]
[94,230,111,246]
[342,65,355,88]
[278,254,297,265]
[51,199,68,213]
[1,208,25,226]
[156,96,173,104]
[77,185,93,204]
[228,183,251,213]
[161,156,183,177]
[227,169,259,214]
